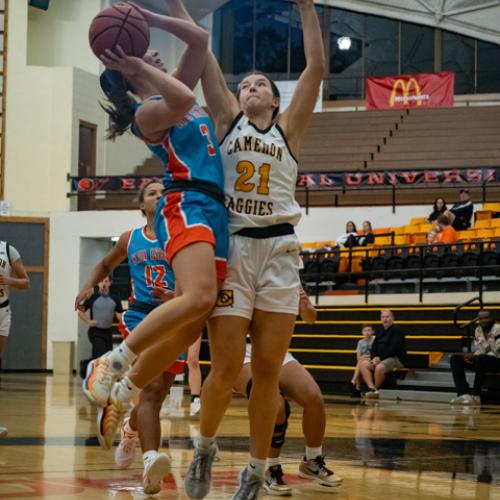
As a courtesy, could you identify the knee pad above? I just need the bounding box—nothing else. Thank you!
[271,399,291,449]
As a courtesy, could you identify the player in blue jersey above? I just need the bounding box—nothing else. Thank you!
[76,180,188,494]
[79,2,228,444]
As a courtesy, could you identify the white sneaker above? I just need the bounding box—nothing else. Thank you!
[114,418,138,468]
[450,394,481,406]
[0,427,7,438]
[82,356,116,407]
[143,452,171,495]
[190,397,201,417]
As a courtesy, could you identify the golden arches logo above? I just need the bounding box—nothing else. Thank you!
[390,78,425,107]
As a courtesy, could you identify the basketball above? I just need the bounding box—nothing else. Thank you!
[89,3,150,59]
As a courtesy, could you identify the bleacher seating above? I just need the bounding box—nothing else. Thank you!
[198,304,500,395]
[301,106,500,172]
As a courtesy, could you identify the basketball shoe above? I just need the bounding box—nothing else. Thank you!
[232,467,262,500]
[190,397,201,417]
[0,427,7,438]
[97,387,130,450]
[83,356,119,407]
[114,417,138,468]
[264,464,292,496]
[143,452,171,495]
[184,443,217,499]
[298,456,343,487]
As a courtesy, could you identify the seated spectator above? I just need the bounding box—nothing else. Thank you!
[336,221,358,248]
[430,215,458,244]
[450,189,474,231]
[450,311,500,406]
[427,197,448,223]
[358,221,375,246]
[351,324,375,392]
[358,310,406,399]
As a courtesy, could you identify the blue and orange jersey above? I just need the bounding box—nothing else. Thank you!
[127,226,174,306]
[132,98,224,191]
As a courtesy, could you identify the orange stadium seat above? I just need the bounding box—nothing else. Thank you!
[411,233,428,244]
[475,210,493,221]
[410,217,427,225]
[475,219,492,228]
[490,219,500,228]
[483,203,500,211]
[477,229,495,239]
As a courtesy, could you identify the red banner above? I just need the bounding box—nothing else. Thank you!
[366,72,455,110]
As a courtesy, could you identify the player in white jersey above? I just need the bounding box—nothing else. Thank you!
[170,1,326,498]
[0,240,30,437]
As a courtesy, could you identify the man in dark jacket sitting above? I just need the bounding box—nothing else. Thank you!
[450,189,474,231]
[359,310,406,399]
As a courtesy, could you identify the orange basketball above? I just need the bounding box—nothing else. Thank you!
[89,3,150,59]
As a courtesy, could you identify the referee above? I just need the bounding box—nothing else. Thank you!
[78,276,122,359]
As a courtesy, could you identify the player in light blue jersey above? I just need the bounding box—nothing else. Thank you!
[77,180,187,494]
[79,2,228,448]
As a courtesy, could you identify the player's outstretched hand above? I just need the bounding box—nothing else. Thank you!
[100,46,145,76]
[75,288,94,311]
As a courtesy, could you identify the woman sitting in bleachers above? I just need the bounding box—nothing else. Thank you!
[427,197,448,223]
[358,221,375,246]
[336,221,359,248]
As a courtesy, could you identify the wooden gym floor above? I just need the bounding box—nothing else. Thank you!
[1,373,500,499]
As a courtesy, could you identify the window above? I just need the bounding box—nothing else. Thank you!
[477,40,500,93]
[443,32,475,94]
[365,15,398,77]
[401,22,434,74]
[255,0,289,75]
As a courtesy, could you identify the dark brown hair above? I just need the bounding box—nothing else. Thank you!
[100,70,136,140]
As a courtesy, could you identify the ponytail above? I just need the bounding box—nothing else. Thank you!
[99,70,136,140]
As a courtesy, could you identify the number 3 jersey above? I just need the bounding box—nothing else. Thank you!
[127,227,174,307]
[132,99,224,191]
[220,112,302,234]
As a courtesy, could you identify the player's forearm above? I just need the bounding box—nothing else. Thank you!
[8,277,30,290]
[143,63,195,109]
[153,14,208,48]
[299,2,325,74]
[163,0,195,23]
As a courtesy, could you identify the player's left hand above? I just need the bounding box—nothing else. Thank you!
[151,287,175,303]
[100,46,145,76]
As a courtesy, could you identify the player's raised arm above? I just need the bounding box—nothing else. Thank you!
[129,2,209,91]
[279,0,325,154]
[164,0,240,141]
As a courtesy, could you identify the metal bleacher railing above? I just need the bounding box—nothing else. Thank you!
[301,237,499,304]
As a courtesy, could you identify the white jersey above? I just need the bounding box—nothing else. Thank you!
[220,112,302,234]
[0,241,18,305]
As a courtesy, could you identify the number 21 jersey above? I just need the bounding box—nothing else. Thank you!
[219,112,302,234]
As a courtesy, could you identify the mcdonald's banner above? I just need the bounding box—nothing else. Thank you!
[366,72,455,110]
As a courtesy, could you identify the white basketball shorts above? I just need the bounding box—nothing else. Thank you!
[212,233,301,320]
[0,305,12,337]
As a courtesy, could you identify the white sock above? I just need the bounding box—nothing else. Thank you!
[306,446,322,461]
[108,342,137,374]
[197,434,216,451]
[143,450,159,467]
[248,456,266,479]
[267,457,281,468]
[113,375,141,404]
